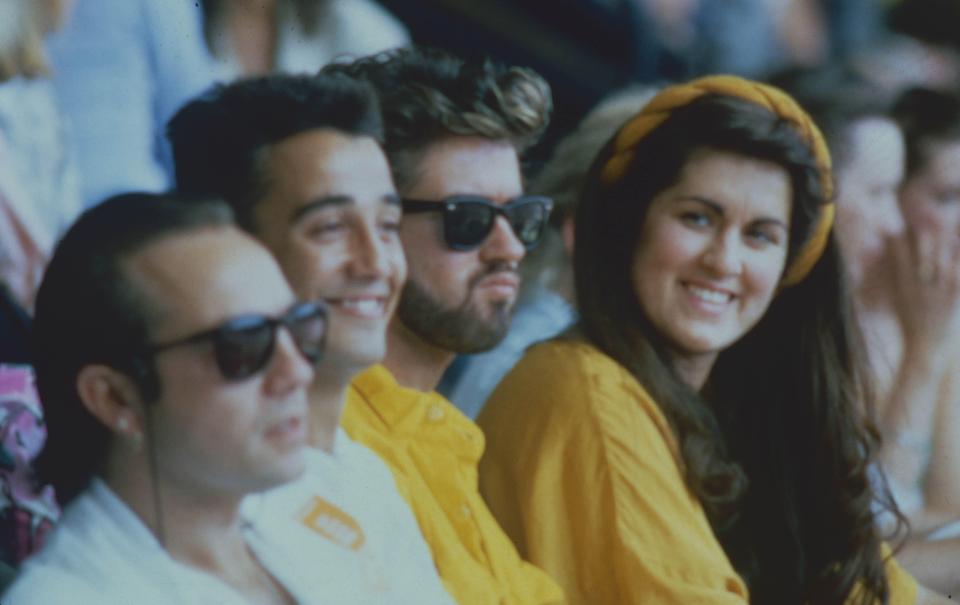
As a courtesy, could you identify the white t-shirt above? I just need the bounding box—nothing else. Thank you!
[244,429,454,605]
[3,479,317,605]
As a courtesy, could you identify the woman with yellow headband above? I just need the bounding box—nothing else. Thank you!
[477,76,947,605]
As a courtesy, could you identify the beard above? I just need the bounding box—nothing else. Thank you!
[396,269,516,354]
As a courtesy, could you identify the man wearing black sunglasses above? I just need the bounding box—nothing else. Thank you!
[169,74,455,602]
[7,193,322,603]
[323,48,564,604]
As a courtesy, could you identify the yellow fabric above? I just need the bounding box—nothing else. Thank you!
[599,74,834,286]
[342,364,564,605]
[478,339,919,605]
[878,544,918,605]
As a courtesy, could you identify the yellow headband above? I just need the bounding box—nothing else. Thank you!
[600,74,834,286]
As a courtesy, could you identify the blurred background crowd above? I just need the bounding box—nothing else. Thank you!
[2,0,960,597]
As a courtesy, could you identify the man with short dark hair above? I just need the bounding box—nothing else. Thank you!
[323,48,563,604]
[5,193,321,603]
[169,73,454,603]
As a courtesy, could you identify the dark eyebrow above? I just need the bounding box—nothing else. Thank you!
[679,195,724,215]
[289,193,401,225]
[678,196,789,230]
[752,217,789,231]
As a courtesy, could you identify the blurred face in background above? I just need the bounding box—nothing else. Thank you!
[900,139,960,240]
[833,117,906,290]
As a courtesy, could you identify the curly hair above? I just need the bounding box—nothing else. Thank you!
[577,94,890,604]
[321,46,552,192]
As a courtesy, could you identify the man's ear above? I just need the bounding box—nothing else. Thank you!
[75,365,147,440]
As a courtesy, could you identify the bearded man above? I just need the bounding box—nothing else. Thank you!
[324,48,563,605]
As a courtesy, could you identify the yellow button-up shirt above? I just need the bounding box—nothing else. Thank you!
[477,339,918,605]
[342,364,564,605]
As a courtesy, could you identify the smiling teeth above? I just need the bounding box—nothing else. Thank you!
[688,285,730,304]
[339,299,382,314]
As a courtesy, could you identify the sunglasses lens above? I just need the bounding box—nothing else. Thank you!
[445,201,494,250]
[214,319,275,381]
[507,200,550,248]
[286,303,327,364]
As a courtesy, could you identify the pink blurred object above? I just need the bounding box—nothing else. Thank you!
[0,364,60,565]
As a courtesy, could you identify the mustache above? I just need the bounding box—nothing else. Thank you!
[467,261,520,289]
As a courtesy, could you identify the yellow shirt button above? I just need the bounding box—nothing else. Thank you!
[426,405,445,422]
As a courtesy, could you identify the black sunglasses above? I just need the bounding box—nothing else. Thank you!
[402,195,553,251]
[144,300,328,381]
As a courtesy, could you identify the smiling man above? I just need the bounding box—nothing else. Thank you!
[168,74,453,603]
[322,48,562,604]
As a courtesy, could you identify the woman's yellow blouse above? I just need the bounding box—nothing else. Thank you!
[477,339,918,605]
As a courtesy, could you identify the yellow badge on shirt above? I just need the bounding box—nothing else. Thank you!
[300,496,366,550]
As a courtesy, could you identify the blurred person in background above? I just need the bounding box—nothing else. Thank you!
[770,66,906,292]
[0,0,81,311]
[776,69,960,598]
[851,0,960,91]
[869,86,960,597]
[695,0,886,79]
[695,0,827,77]
[441,85,658,418]
[47,0,219,207]
[200,0,409,77]
[0,0,78,569]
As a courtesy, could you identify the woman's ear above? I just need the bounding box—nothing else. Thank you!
[75,365,146,443]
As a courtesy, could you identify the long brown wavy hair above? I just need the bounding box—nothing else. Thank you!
[574,94,891,604]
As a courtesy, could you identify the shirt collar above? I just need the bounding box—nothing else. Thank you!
[349,364,434,430]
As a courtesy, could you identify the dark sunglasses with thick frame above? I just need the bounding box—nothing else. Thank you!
[141,300,328,382]
[401,195,554,251]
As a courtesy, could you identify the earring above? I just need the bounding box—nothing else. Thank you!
[116,416,142,451]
